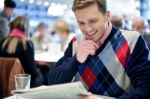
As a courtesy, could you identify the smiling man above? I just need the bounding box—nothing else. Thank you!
[48,0,150,99]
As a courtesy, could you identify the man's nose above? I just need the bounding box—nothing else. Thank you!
[83,24,93,33]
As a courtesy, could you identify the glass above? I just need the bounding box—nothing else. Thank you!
[15,74,31,90]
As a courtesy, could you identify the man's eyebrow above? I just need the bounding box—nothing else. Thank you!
[77,17,99,23]
[89,18,98,20]
[77,20,84,23]
[88,17,99,21]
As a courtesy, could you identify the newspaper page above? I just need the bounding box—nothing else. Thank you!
[11,81,88,99]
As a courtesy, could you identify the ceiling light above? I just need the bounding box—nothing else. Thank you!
[44,1,49,6]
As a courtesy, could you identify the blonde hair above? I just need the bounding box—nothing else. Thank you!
[72,0,106,14]
[2,16,29,54]
[54,20,70,34]
[2,38,27,54]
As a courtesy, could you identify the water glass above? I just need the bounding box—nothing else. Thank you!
[15,74,31,90]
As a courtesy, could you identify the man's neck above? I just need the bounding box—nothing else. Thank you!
[97,22,112,48]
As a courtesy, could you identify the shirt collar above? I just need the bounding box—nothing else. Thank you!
[99,22,112,47]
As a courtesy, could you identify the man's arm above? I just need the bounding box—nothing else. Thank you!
[119,36,150,99]
[47,42,81,85]
[47,39,98,85]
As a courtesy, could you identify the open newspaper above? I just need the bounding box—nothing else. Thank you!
[11,81,88,99]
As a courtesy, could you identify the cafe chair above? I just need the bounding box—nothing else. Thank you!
[0,57,24,98]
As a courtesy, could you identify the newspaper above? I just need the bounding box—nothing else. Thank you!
[11,81,88,99]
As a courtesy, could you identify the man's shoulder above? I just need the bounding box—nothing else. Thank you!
[143,31,150,36]
[0,13,8,23]
[143,32,150,41]
[118,29,141,52]
[120,29,140,35]
[0,11,6,17]
[119,29,140,38]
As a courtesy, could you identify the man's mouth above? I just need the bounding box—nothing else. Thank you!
[86,30,97,36]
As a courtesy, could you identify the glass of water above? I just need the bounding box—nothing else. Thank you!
[15,74,31,90]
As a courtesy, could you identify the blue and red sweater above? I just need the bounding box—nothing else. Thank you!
[48,27,150,99]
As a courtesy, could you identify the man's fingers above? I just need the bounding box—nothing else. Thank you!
[82,40,99,50]
[87,50,96,56]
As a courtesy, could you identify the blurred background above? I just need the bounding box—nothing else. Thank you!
[0,0,149,36]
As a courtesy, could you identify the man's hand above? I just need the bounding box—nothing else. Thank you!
[76,40,98,63]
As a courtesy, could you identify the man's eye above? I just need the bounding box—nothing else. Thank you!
[79,22,84,25]
[90,20,96,24]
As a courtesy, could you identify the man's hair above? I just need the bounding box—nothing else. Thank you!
[37,22,48,29]
[72,0,106,14]
[4,0,16,8]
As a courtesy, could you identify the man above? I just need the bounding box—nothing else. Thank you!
[0,0,16,40]
[48,0,150,99]
[132,16,150,49]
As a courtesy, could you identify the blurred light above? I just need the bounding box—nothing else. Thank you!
[37,0,42,5]
[30,20,39,27]
[44,1,49,6]
[29,0,34,4]
[48,3,66,16]
[21,0,25,2]
[0,0,4,10]
[62,4,67,10]
[57,4,62,8]
[50,2,56,7]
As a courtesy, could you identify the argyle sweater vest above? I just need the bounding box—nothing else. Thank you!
[72,28,141,97]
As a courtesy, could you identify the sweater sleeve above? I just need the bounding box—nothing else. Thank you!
[47,41,81,85]
[118,36,150,99]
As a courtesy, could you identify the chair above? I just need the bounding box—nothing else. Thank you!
[0,57,24,98]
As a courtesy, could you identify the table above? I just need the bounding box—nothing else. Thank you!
[34,51,64,63]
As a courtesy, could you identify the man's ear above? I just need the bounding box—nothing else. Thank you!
[105,11,111,21]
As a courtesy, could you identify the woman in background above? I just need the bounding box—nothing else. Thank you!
[53,20,76,51]
[0,16,43,87]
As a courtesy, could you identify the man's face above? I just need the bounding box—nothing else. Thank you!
[74,3,108,43]
[132,19,144,33]
[38,28,46,38]
[5,7,15,16]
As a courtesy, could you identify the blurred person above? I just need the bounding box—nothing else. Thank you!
[132,16,150,48]
[32,22,51,51]
[0,0,16,40]
[0,16,43,88]
[148,20,150,28]
[53,20,76,51]
[0,19,9,40]
[122,14,131,30]
[32,22,51,85]
[47,0,150,99]
[111,15,123,29]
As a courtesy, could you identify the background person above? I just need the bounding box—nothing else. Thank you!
[32,22,51,51]
[132,16,150,49]
[111,15,123,29]
[53,20,76,51]
[0,16,43,88]
[0,0,16,40]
